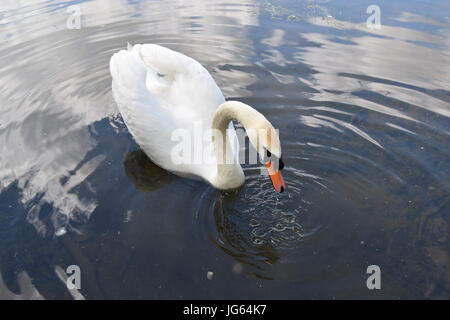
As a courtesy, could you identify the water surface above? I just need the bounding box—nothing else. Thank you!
[0,0,449,299]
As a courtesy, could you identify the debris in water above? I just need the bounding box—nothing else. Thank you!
[55,227,67,237]
[233,262,243,274]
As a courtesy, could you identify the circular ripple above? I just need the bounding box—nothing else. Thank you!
[193,160,345,277]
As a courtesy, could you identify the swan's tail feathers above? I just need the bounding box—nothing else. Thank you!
[127,42,133,51]
[110,49,147,99]
[139,44,201,78]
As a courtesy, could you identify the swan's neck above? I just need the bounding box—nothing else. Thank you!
[209,101,254,190]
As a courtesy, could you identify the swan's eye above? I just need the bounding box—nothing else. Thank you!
[266,150,271,157]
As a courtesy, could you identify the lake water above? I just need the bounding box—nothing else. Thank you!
[0,0,449,299]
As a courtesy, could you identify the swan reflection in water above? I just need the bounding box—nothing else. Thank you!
[123,149,178,193]
[123,150,284,280]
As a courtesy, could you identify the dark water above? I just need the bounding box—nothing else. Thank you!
[0,0,449,299]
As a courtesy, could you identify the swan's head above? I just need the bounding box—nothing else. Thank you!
[245,116,286,193]
[214,100,286,193]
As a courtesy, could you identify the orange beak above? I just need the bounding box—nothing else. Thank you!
[265,161,286,193]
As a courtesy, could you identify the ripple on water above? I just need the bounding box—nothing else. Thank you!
[194,163,340,277]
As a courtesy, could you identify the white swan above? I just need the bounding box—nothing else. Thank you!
[110,44,285,192]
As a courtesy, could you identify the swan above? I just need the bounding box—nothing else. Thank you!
[110,44,285,192]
